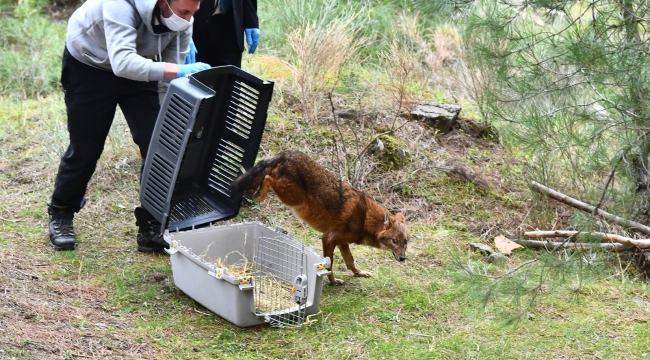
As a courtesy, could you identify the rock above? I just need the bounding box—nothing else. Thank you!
[372,138,385,153]
[410,102,462,134]
[373,135,411,169]
[486,253,509,264]
[337,109,358,119]
[469,242,495,255]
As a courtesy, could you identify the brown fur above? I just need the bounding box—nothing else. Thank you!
[233,150,409,285]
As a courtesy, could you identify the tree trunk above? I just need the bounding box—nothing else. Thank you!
[621,0,650,222]
[630,153,650,223]
[622,0,641,43]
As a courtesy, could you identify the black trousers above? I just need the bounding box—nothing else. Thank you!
[193,12,243,68]
[52,47,158,224]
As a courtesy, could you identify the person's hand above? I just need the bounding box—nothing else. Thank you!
[177,62,210,78]
[185,39,197,64]
[245,28,260,54]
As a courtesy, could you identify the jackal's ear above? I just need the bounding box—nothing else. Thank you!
[396,212,405,223]
[384,212,391,227]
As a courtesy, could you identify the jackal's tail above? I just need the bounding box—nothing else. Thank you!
[232,154,284,193]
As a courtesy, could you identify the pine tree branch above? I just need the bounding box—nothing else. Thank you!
[467,259,539,280]
[594,163,619,213]
[492,259,538,280]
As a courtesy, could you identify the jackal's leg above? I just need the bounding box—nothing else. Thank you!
[338,243,372,277]
[255,175,275,201]
[322,232,344,285]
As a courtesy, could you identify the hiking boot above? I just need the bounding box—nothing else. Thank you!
[136,219,168,253]
[47,204,76,250]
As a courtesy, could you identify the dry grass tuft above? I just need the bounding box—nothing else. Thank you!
[379,39,419,117]
[428,25,485,103]
[379,15,481,104]
[286,17,364,122]
[429,24,463,69]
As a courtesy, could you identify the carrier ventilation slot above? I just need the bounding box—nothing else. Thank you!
[143,154,175,214]
[224,81,259,139]
[159,94,193,155]
[254,236,308,328]
[207,140,246,197]
[169,194,216,223]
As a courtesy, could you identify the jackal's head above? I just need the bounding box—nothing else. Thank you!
[379,212,409,262]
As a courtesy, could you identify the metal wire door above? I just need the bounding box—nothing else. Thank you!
[254,235,308,327]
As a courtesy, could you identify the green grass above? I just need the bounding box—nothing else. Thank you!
[0,8,65,99]
[2,167,650,359]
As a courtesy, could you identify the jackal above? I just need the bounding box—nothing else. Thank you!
[233,150,409,285]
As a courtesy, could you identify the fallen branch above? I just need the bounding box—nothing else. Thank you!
[524,230,650,249]
[0,216,25,223]
[512,239,634,252]
[530,181,650,236]
[408,332,433,338]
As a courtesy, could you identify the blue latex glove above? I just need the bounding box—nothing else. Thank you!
[185,39,197,64]
[245,28,260,54]
[177,62,210,78]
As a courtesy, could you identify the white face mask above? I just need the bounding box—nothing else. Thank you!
[161,0,193,32]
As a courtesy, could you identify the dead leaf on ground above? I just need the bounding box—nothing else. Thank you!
[494,235,522,255]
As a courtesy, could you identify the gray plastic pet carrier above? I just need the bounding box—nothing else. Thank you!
[139,66,274,231]
[165,222,330,328]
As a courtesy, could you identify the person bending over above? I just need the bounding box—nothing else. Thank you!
[48,0,211,252]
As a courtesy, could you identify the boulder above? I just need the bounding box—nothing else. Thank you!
[410,102,462,134]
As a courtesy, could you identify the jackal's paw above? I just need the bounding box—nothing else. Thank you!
[329,278,345,285]
[353,270,372,278]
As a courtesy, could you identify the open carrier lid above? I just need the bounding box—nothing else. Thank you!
[139,66,273,231]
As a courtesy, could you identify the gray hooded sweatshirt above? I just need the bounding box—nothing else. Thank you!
[65,0,191,82]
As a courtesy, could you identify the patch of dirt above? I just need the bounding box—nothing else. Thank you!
[0,251,163,359]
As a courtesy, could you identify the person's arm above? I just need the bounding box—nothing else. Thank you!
[242,0,258,29]
[103,6,165,81]
[164,63,179,80]
[162,31,209,78]
[103,5,205,81]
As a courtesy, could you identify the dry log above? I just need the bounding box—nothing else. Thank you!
[512,239,634,252]
[530,181,650,236]
[524,230,650,249]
